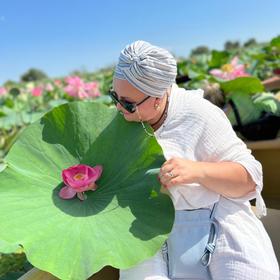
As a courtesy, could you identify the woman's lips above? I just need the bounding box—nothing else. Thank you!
[120,110,130,115]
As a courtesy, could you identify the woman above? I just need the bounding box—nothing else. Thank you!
[111,40,279,280]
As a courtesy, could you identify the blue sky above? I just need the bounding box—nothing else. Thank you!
[0,0,279,85]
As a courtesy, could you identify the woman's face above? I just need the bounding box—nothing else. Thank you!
[112,78,162,123]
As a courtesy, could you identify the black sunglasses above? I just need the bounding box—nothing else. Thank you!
[109,89,150,113]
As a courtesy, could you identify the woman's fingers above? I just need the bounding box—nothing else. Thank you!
[159,169,178,188]
[159,158,185,188]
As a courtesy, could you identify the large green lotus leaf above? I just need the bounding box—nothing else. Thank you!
[0,102,174,280]
[0,240,22,254]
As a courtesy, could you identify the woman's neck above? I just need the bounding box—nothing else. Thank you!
[149,91,170,131]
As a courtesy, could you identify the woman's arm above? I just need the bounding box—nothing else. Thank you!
[197,160,255,198]
[159,158,256,199]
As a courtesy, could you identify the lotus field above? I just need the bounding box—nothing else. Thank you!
[0,36,279,279]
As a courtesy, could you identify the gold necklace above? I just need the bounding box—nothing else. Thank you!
[135,108,155,137]
[136,92,170,137]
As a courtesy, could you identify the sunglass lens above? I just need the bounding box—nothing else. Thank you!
[125,104,136,113]
[109,90,136,113]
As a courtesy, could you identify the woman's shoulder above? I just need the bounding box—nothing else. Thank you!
[172,84,204,102]
[172,85,225,121]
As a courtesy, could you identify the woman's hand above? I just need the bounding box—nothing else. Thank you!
[158,158,203,189]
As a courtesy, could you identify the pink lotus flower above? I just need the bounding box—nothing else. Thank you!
[31,86,43,97]
[64,76,87,99]
[0,87,7,96]
[64,76,100,99]
[59,164,103,201]
[210,56,250,81]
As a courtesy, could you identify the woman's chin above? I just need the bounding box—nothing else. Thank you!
[123,114,139,122]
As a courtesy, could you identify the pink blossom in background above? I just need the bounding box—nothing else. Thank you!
[0,87,7,96]
[84,82,101,97]
[59,164,103,201]
[64,76,87,99]
[210,56,250,81]
[64,76,100,99]
[31,86,43,97]
[54,79,62,87]
[45,83,54,92]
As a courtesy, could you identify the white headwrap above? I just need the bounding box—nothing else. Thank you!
[114,40,177,97]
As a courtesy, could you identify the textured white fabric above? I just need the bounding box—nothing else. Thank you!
[114,40,177,97]
[120,201,279,280]
[155,83,266,217]
[119,83,279,279]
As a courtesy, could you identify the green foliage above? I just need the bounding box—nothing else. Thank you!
[226,92,263,126]
[224,40,240,50]
[0,102,174,279]
[220,77,264,96]
[2,81,17,88]
[271,35,280,47]
[0,253,29,278]
[243,38,257,48]
[20,68,48,82]
[191,46,210,56]
[9,88,20,98]
[208,50,230,68]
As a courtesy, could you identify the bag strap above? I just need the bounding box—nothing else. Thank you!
[201,202,219,267]
[210,202,218,219]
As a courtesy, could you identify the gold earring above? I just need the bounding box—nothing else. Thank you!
[154,104,160,110]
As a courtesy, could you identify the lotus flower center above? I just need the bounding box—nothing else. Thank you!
[74,173,85,180]
[221,64,234,72]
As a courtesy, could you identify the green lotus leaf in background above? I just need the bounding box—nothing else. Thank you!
[208,50,230,68]
[226,92,263,126]
[270,36,280,48]
[0,102,174,280]
[220,76,264,95]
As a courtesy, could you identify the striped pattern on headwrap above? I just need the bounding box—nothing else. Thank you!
[114,40,177,97]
